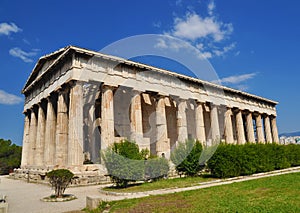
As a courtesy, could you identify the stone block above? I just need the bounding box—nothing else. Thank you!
[86,196,102,210]
[0,203,8,213]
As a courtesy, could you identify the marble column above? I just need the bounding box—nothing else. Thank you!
[35,103,46,166]
[271,116,279,143]
[156,96,169,157]
[101,85,115,150]
[21,111,30,167]
[195,102,206,143]
[68,81,84,166]
[130,91,143,144]
[28,107,37,165]
[264,115,273,143]
[224,108,234,144]
[246,112,255,143]
[44,96,56,165]
[177,99,188,143]
[236,110,246,144]
[255,113,265,143]
[210,104,220,142]
[55,89,69,166]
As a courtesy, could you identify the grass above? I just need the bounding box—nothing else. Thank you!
[100,172,300,212]
[103,176,215,193]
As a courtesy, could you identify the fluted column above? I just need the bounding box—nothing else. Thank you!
[101,85,115,150]
[236,110,246,144]
[68,81,84,166]
[195,102,206,143]
[21,111,30,167]
[264,115,273,143]
[44,96,56,165]
[246,112,255,143]
[156,96,169,157]
[224,108,234,144]
[271,116,279,143]
[130,91,143,144]
[55,89,69,166]
[28,107,37,165]
[255,113,265,143]
[35,103,46,166]
[177,99,188,143]
[210,104,220,142]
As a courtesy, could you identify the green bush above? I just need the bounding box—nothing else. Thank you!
[46,169,74,198]
[207,143,298,178]
[102,140,145,188]
[145,157,169,181]
[286,144,300,166]
[171,140,204,176]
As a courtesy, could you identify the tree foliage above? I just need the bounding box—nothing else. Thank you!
[0,139,22,175]
[171,140,204,176]
[46,169,74,198]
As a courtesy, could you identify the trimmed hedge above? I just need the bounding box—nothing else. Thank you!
[207,143,300,178]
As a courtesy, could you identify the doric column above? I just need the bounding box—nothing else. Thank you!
[28,107,37,165]
[55,89,69,166]
[264,115,273,143]
[44,96,56,165]
[130,91,143,144]
[210,104,220,142]
[246,112,255,143]
[35,103,46,166]
[156,96,169,157]
[236,110,246,144]
[177,99,188,143]
[21,111,30,167]
[195,102,206,143]
[101,85,115,150]
[271,116,279,143]
[255,113,265,143]
[68,81,84,166]
[224,108,234,144]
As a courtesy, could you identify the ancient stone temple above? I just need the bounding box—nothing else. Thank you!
[16,46,279,184]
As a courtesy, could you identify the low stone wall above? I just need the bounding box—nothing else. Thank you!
[10,164,111,186]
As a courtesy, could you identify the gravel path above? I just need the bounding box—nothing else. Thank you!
[0,177,102,213]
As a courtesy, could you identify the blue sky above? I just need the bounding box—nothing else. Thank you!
[0,0,299,145]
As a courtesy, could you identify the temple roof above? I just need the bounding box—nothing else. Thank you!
[22,45,278,105]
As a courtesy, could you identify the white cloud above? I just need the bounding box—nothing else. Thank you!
[172,13,233,42]
[234,51,240,56]
[156,1,236,59]
[208,1,215,16]
[213,42,236,57]
[0,22,22,36]
[9,47,39,63]
[0,90,23,105]
[218,73,257,84]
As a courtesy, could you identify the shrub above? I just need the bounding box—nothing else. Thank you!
[171,140,204,176]
[207,144,241,178]
[46,169,74,198]
[102,140,144,188]
[207,143,299,178]
[145,157,169,181]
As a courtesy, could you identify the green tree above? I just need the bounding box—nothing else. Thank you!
[171,140,204,176]
[0,139,22,175]
[46,169,74,198]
